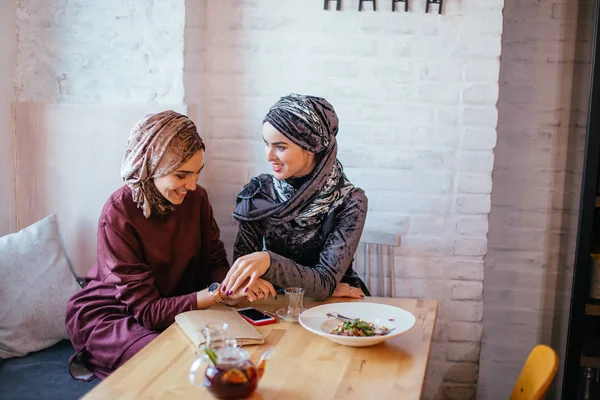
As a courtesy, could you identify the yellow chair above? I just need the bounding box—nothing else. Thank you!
[510,344,559,400]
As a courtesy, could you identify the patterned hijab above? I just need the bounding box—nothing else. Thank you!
[233,94,354,226]
[120,110,205,218]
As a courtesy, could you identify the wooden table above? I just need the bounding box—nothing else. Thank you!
[82,296,438,400]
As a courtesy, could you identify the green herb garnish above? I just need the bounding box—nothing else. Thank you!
[201,345,218,366]
[331,318,383,337]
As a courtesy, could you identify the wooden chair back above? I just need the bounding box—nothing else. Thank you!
[354,230,401,297]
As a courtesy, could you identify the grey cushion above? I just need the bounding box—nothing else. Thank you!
[0,214,80,359]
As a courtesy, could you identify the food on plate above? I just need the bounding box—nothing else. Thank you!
[330,318,389,337]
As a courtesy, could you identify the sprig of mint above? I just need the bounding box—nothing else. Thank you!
[201,345,218,366]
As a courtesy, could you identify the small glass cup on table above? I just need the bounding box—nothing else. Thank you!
[276,287,306,322]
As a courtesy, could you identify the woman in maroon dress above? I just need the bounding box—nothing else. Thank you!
[65,111,275,380]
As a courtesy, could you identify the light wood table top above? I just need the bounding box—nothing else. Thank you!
[82,296,438,400]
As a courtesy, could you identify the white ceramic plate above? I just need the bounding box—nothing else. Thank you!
[298,302,416,347]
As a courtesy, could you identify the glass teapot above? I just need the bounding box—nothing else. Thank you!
[189,342,274,399]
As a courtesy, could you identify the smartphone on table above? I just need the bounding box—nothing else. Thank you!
[237,307,276,326]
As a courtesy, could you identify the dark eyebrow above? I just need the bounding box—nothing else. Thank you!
[262,137,289,146]
[176,164,204,174]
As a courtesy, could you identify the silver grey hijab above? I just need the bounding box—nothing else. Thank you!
[233,94,353,226]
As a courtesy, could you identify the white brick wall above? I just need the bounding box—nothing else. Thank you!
[0,0,16,236]
[478,1,593,399]
[15,0,186,103]
[186,1,503,398]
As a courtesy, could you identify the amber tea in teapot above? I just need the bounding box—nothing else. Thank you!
[189,342,274,399]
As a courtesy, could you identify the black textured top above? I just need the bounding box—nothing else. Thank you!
[233,175,369,300]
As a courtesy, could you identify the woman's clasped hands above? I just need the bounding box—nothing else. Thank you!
[221,251,274,302]
[219,250,366,303]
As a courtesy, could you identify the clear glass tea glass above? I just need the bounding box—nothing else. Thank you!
[276,287,305,322]
[203,322,229,348]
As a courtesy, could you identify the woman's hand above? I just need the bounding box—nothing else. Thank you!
[221,278,276,304]
[197,286,245,309]
[243,278,277,302]
[331,283,365,298]
[222,251,271,296]
[218,285,245,306]
[221,291,245,306]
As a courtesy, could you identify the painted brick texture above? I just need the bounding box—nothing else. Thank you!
[15,0,186,103]
[478,1,593,399]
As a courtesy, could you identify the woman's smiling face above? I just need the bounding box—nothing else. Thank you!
[263,122,315,180]
[153,150,204,205]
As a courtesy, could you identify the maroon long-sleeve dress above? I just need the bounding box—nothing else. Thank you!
[65,184,228,379]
